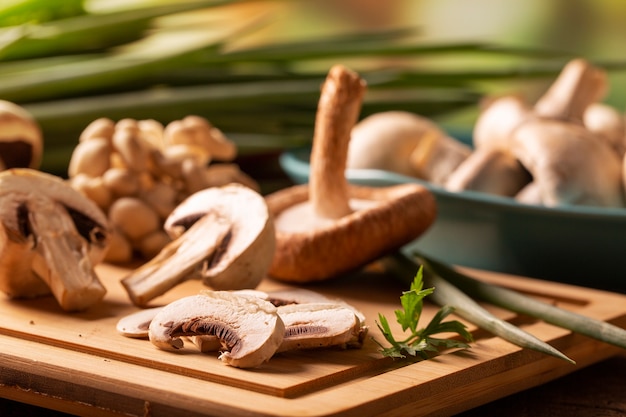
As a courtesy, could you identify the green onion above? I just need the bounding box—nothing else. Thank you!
[418,254,626,351]
[383,252,576,364]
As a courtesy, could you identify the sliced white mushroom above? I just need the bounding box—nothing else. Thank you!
[266,288,366,326]
[276,303,365,352]
[116,306,164,338]
[148,291,284,368]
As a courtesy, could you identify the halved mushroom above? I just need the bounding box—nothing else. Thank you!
[265,65,437,283]
[121,183,275,307]
[148,291,284,368]
[0,169,110,311]
[0,101,43,171]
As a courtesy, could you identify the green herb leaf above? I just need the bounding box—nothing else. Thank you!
[374,266,473,359]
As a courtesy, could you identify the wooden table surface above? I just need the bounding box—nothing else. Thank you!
[2,352,625,416]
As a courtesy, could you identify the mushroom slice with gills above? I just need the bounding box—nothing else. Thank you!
[266,288,366,326]
[265,65,437,283]
[148,291,284,368]
[116,289,268,340]
[0,169,110,311]
[276,303,364,353]
[121,183,274,307]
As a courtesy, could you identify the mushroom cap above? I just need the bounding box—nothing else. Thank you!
[164,183,276,290]
[472,94,530,151]
[346,111,448,177]
[511,119,625,207]
[0,100,43,170]
[266,182,437,282]
[148,291,284,368]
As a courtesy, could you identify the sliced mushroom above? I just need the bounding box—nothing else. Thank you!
[276,302,365,352]
[116,306,164,338]
[0,100,43,171]
[122,183,275,306]
[148,291,284,368]
[0,169,110,311]
[265,65,437,283]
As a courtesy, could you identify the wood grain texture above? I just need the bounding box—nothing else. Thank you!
[0,263,625,417]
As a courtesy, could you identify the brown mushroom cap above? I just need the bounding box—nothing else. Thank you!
[265,65,437,283]
[267,183,436,282]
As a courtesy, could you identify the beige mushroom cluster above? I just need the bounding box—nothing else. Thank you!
[0,100,43,171]
[346,58,626,209]
[67,116,257,263]
[116,288,367,368]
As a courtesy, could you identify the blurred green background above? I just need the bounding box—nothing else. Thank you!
[2,0,625,176]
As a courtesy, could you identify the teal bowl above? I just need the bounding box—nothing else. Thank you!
[279,146,626,293]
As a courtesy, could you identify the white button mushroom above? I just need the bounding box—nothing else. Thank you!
[0,169,110,311]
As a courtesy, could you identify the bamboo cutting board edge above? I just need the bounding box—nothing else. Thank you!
[0,264,625,417]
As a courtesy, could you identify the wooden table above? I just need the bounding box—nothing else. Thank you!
[2,353,625,417]
[1,261,625,417]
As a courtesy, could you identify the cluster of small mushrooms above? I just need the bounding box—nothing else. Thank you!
[347,58,626,208]
[67,116,257,263]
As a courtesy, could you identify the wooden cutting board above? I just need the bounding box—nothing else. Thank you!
[0,263,624,417]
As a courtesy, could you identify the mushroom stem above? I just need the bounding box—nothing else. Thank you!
[309,65,367,219]
[28,197,106,311]
[122,211,232,307]
[533,58,607,122]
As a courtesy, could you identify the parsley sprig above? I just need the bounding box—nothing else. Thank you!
[375,266,473,359]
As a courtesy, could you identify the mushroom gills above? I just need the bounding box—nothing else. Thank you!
[28,197,107,311]
[276,302,366,352]
[148,291,284,368]
[0,169,110,311]
[121,211,232,307]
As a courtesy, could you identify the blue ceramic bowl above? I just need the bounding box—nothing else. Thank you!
[279,145,626,293]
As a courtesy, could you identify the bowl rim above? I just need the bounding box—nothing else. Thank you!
[280,147,626,220]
